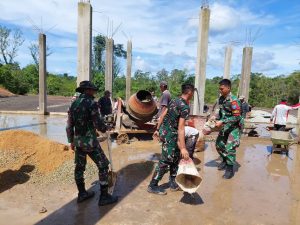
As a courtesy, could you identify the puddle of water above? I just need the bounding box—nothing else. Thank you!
[0,114,68,144]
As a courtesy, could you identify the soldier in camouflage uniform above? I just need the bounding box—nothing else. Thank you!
[66,81,118,205]
[215,79,243,179]
[148,84,194,195]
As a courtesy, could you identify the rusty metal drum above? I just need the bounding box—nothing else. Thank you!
[127,90,158,123]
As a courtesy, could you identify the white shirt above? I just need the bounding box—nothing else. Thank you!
[185,126,199,137]
[271,104,299,125]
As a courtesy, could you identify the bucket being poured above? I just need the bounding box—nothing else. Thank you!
[175,159,202,194]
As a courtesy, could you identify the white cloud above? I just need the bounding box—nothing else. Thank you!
[187,3,277,34]
[0,0,298,77]
[134,56,151,71]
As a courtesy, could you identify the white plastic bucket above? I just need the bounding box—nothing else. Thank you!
[175,159,202,194]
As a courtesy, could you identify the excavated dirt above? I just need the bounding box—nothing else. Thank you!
[0,88,15,98]
[0,130,71,174]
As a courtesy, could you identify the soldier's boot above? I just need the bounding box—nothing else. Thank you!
[98,185,118,206]
[169,176,179,191]
[218,160,227,171]
[147,179,167,195]
[222,165,234,179]
[76,182,95,203]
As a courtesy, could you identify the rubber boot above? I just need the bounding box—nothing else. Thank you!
[147,179,166,195]
[169,176,179,191]
[98,185,118,206]
[76,182,95,203]
[218,160,227,171]
[222,165,234,179]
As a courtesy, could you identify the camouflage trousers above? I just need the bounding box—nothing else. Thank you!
[153,129,180,182]
[74,146,110,187]
[216,127,241,166]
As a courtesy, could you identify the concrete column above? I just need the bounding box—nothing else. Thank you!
[297,96,300,135]
[105,38,114,94]
[39,33,47,115]
[193,6,210,116]
[239,47,253,102]
[223,46,232,79]
[77,1,92,85]
[126,40,132,102]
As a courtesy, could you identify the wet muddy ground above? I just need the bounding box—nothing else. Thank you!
[1,134,300,225]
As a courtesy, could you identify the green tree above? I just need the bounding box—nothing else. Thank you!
[0,26,24,64]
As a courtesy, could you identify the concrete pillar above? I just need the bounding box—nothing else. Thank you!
[193,6,210,115]
[223,46,232,79]
[77,1,92,85]
[105,38,114,94]
[297,96,300,135]
[126,40,132,102]
[239,47,253,102]
[39,33,47,115]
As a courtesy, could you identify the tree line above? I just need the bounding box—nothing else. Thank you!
[0,25,299,107]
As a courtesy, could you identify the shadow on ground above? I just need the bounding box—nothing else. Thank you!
[0,165,35,193]
[180,192,204,205]
[35,161,154,225]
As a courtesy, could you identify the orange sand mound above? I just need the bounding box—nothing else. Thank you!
[0,87,15,97]
[0,130,72,173]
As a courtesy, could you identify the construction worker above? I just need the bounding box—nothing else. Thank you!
[66,81,118,206]
[148,84,194,195]
[239,95,250,118]
[215,79,243,179]
[185,126,199,159]
[270,98,300,131]
[98,90,112,117]
[157,81,171,118]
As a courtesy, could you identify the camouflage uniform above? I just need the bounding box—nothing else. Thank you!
[216,94,243,165]
[153,97,190,181]
[66,94,110,189]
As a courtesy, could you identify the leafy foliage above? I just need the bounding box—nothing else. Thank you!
[0,57,299,108]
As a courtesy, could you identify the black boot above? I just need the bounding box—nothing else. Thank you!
[98,186,118,206]
[76,182,95,203]
[147,179,166,195]
[218,160,227,171]
[222,165,234,179]
[169,176,179,191]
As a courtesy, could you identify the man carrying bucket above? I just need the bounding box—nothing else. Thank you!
[214,79,243,179]
[148,84,194,195]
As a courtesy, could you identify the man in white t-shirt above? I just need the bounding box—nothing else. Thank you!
[185,126,199,159]
[270,98,300,131]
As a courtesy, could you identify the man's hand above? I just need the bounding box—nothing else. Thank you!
[70,143,75,151]
[180,148,190,160]
[215,121,223,128]
[152,130,159,141]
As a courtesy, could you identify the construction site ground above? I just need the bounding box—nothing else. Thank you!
[0,127,300,225]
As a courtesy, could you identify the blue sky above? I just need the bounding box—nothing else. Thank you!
[0,0,299,78]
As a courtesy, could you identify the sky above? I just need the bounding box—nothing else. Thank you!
[0,0,300,78]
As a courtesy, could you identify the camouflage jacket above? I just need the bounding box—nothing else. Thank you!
[218,93,243,129]
[161,97,190,133]
[66,94,107,150]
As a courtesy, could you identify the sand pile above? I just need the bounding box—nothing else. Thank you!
[0,87,15,97]
[0,130,72,174]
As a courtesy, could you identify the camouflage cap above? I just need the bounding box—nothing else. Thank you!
[75,80,98,93]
